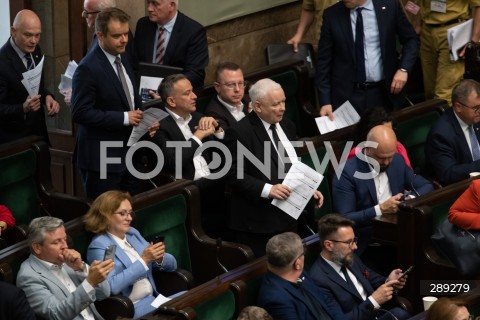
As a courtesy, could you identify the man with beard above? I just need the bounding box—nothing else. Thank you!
[331,125,432,255]
[310,214,410,320]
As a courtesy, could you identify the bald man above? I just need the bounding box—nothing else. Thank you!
[331,125,433,255]
[0,9,60,144]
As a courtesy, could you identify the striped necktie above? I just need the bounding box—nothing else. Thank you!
[155,26,166,64]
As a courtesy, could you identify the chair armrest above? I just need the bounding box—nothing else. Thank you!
[153,268,195,297]
[94,295,134,320]
[302,101,318,118]
[0,262,13,283]
[2,225,27,247]
[395,295,414,314]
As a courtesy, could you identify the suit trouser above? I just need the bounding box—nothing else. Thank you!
[420,23,465,105]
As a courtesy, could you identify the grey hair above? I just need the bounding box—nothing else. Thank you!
[266,232,303,270]
[27,216,64,252]
[249,78,282,107]
[97,0,117,10]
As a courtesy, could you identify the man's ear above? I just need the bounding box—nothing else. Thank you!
[32,243,42,255]
[166,96,175,108]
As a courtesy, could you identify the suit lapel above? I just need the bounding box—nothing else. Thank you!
[349,261,375,295]
[357,157,378,202]
[163,12,184,64]
[29,256,71,298]
[104,233,132,269]
[372,0,386,61]
[249,113,280,169]
[5,41,28,80]
[340,6,355,64]
[449,110,472,159]
[318,257,364,301]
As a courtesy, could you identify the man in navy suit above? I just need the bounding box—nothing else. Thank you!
[258,232,344,320]
[225,78,324,257]
[310,214,410,320]
[316,0,419,118]
[72,8,154,199]
[0,9,60,144]
[426,79,480,186]
[332,125,433,255]
[135,0,208,88]
[0,281,36,320]
[205,62,251,129]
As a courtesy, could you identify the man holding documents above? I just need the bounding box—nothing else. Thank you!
[332,125,433,257]
[0,9,60,144]
[72,8,155,199]
[225,78,324,257]
[316,0,419,119]
[420,0,480,105]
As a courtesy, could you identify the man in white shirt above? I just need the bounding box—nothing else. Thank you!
[17,217,114,320]
[205,62,251,129]
[310,214,410,320]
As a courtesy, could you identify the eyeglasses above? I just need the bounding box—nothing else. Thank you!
[328,237,358,247]
[82,9,101,16]
[219,82,247,89]
[114,210,134,218]
[458,101,480,114]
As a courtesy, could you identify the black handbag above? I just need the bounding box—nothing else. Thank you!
[431,219,480,277]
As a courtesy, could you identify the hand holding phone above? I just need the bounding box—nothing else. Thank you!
[153,235,165,244]
[397,265,413,280]
[103,245,116,261]
[399,191,413,202]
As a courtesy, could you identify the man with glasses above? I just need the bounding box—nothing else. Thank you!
[426,79,480,185]
[205,62,251,129]
[310,214,411,320]
[257,232,343,320]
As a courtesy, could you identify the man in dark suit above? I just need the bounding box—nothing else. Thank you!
[258,232,344,320]
[316,0,419,118]
[151,73,227,238]
[0,9,60,144]
[225,78,324,256]
[332,125,433,255]
[135,0,208,88]
[426,79,480,186]
[310,214,410,320]
[205,62,251,129]
[72,8,151,199]
[0,281,36,320]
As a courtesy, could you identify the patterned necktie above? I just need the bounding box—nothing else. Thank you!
[114,57,133,109]
[270,124,292,172]
[25,53,34,70]
[155,26,166,64]
[469,125,480,161]
[355,7,366,83]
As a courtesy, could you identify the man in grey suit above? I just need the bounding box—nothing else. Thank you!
[17,217,114,320]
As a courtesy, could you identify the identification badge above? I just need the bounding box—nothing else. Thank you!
[431,0,447,13]
[405,1,420,15]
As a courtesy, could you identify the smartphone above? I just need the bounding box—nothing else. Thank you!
[399,191,413,202]
[153,235,165,244]
[398,265,413,280]
[103,245,116,261]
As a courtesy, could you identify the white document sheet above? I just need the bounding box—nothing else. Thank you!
[272,162,323,220]
[58,60,78,91]
[139,76,164,96]
[150,293,171,308]
[21,55,44,96]
[448,19,472,62]
[315,100,360,134]
[127,107,169,146]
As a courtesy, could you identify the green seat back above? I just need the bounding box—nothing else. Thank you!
[0,149,40,226]
[301,146,332,220]
[269,71,302,136]
[194,290,236,320]
[132,194,192,272]
[396,111,441,173]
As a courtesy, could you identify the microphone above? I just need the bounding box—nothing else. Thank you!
[141,155,158,189]
[409,170,420,197]
[377,308,399,320]
[216,238,228,273]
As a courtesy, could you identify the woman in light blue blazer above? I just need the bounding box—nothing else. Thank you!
[85,190,177,319]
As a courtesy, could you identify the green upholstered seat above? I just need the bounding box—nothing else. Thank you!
[194,290,236,320]
[0,149,41,226]
[132,194,192,272]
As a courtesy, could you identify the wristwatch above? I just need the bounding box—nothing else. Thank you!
[399,68,408,73]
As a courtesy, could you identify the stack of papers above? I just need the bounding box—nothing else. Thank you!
[22,55,44,96]
[448,19,472,62]
[58,60,77,92]
[315,100,360,134]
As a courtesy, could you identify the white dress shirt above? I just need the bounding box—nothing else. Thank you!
[218,95,246,122]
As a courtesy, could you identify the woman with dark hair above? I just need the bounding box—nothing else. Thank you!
[347,107,412,168]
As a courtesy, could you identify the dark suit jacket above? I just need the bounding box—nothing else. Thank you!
[257,271,344,320]
[425,108,480,185]
[151,111,215,180]
[315,0,419,109]
[135,12,208,88]
[332,153,433,253]
[309,255,386,320]
[71,44,142,173]
[0,39,53,144]
[225,112,298,233]
[204,95,251,129]
[0,281,36,320]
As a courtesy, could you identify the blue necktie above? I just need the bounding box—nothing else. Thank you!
[355,7,366,83]
[469,125,480,161]
[25,53,34,70]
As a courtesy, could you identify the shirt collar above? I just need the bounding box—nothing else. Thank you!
[32,254,64,271]
[352,0,373,11]
[108,232,127,250]
[158,11,178,33]
[321,255,343,274]
[454,110,470,132]
[99,46,119,66]
[260,117,277,132]
[10,37,31,61]
[218,95,244,112]
[165,107,192,124]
